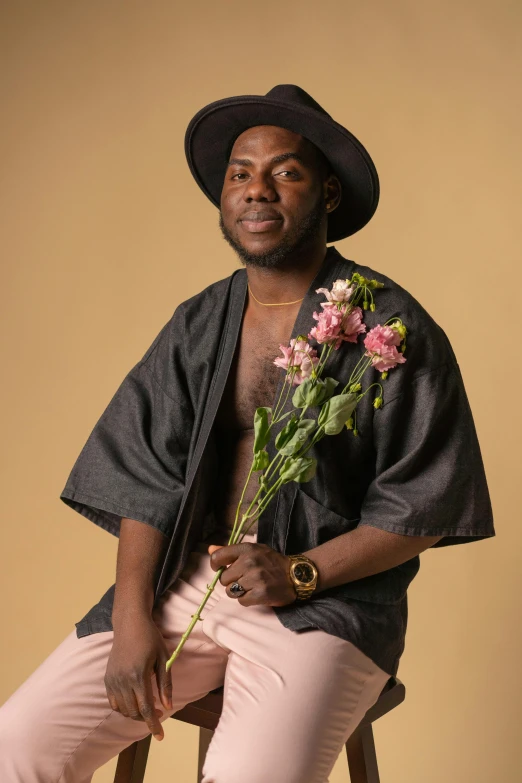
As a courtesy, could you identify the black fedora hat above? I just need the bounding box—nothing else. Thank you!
[185,84,379,242]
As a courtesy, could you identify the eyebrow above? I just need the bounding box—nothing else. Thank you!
[227,152,307,168]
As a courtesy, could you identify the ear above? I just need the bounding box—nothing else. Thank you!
[324,174,342,214]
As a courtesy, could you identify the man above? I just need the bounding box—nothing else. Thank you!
[0,85,494,782]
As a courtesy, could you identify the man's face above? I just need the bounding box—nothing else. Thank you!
[219,125,334,269]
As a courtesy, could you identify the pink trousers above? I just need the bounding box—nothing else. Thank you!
[0,530,391,783]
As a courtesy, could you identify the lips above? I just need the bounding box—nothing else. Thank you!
[240,209,283,233]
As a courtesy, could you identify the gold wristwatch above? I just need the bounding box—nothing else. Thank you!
[287,554,319,600]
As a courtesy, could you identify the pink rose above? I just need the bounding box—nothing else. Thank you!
[363,325,406,372]
[273,338,319,386]
[308,304,366,349]
[337,306,366,346]
[308,306,344,346]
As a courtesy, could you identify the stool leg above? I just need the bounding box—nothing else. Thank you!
[114,735,152,783]
[197,727,214,782]
[345,724,380,783]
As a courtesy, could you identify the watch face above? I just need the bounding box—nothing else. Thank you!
[293,562,315,585]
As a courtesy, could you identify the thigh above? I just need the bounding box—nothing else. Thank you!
[0,548,231,783]
[201,604,390,783]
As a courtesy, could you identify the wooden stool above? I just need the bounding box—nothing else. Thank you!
[114,675,405,783]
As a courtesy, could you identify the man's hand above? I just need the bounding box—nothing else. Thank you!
[104,616,172,742]
[208,542,297,607]
[108,517,171,741]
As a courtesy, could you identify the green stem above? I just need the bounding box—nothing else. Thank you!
[165,568,222,671]
[314,343,330,377]
[165,476,285,673]
[272,369,294,421]
[344,354,371,389]
[355,382,383,402]
[227,461,255,544]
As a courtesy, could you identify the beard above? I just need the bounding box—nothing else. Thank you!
[218,193,327,270]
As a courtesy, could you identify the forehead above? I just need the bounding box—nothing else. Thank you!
[229,125,317,161]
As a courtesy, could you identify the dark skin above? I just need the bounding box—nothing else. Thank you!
[208,125,443,601]
[105,518,171,741]
[105,124,442,741]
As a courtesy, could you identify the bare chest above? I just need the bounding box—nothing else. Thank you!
[215,310,295,432]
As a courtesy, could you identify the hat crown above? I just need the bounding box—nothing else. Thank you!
[185,84,379,241]
[263,84,332,119]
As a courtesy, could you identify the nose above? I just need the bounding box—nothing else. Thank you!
[243,172,278,202]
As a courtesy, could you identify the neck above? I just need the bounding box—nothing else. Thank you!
[246,245,329,306]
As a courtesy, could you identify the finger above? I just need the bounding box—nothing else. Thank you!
[227,585,253,601]
[156,657,173,712]
[237,587,265,607]
[113,690,131,718]
[225,570,258,599]
[218,560,246,587]
[208,544,250,571]
[106,687,119,713]
[121,686,142,721]
[137,677,164,741]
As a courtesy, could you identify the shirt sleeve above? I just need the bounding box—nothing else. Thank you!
[59,304,193,538]
[358,358,495,547]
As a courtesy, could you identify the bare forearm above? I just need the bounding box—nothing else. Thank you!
[106,518,172,740]
[302,524,444,593]
[112,517,168,629]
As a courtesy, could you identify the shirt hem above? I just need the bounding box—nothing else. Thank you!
[357,520,495,540]
[60,486,173,538]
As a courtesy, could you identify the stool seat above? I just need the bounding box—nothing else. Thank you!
[114,675,405,783]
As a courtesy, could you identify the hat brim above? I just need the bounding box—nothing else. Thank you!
[185,94,379,242]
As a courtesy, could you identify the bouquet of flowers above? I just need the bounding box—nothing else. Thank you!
[166,272,407,672]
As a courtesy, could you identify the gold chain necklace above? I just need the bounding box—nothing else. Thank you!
[248,284,305,307]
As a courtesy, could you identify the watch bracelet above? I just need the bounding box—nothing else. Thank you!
[288,553,318,600]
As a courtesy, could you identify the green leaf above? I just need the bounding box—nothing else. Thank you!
[314,377,339,406]
[292,376,340,408]
[317,393,358,435]
[252,449,270,471]
[295,457,317,483]
[275,415,298,450]
[298,418,316,435]
[253,407,271,453]
[292,378,314,408]
[279,456,317,483]
[276,418,316,457]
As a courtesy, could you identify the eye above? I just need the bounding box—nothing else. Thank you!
[276,170,298,178]
[231,172,248,180]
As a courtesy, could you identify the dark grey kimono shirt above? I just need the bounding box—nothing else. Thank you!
[60,245,495,677]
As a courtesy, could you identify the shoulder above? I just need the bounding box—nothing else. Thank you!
[332,256,462,408]
[145,268,240,350]
[136,270,240,393]
[146,267,240,364]
[173,269,241,336]
[178,270,239,315]
[350,259,457,380]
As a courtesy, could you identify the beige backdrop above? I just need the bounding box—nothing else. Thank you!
[1,1,521,781]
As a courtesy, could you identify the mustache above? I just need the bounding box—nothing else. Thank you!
[218,197,326,270]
